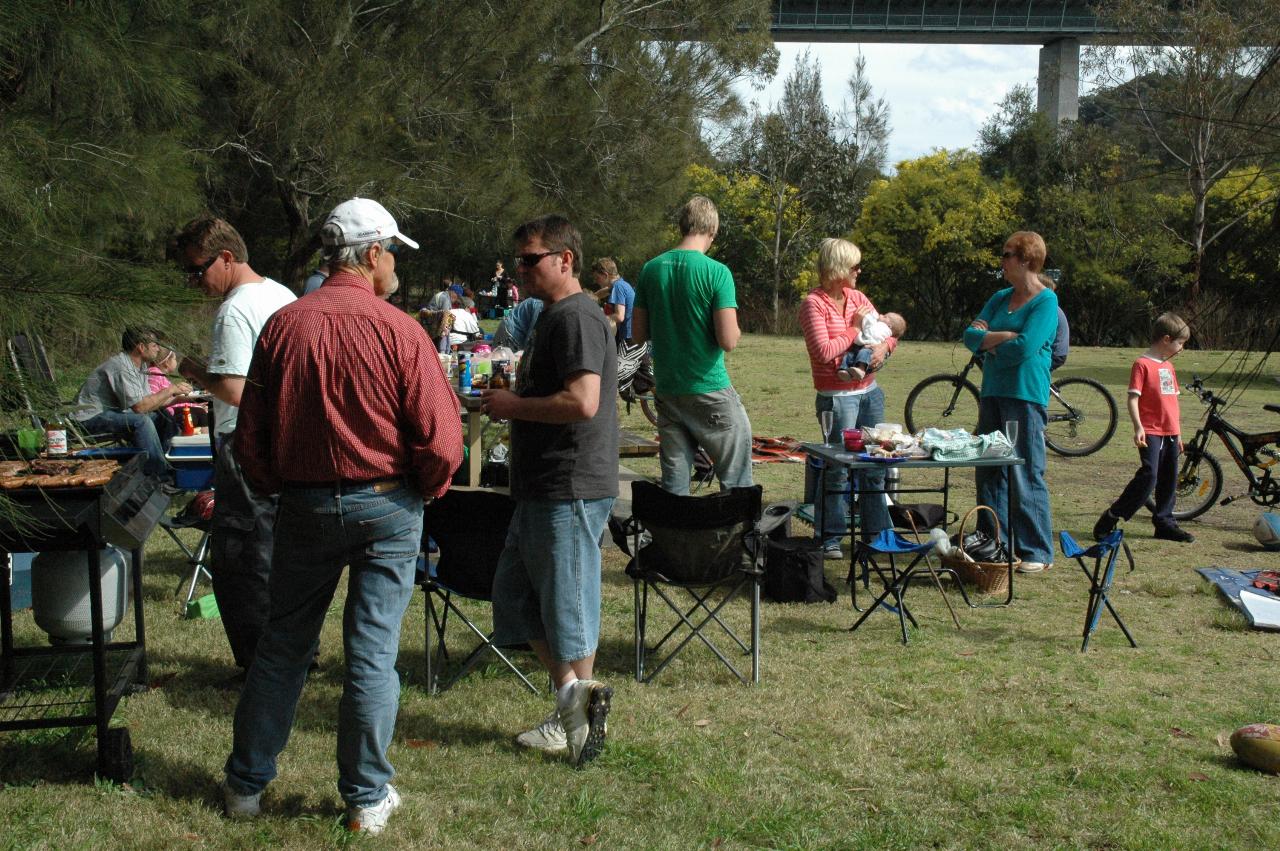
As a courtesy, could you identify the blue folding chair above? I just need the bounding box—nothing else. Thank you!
[1059,530,1137,652]
[848,529,969,644]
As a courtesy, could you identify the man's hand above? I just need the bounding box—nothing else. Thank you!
[480,388,520,420]
[170,381,193,398]
[1133,426,1147,448]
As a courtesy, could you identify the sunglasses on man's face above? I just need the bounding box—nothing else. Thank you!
[185,254,219,279]
[516,250,559,268]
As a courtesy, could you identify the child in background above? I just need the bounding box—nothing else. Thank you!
[836,311,906,382]
[147,348,206,428]
[1094,312,1194,542]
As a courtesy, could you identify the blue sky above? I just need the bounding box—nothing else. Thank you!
[734,42,1044,168]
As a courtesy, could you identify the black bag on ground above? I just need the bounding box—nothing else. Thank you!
[764,537,837,604]
[889,502,950,530]
[949,528,1011,563]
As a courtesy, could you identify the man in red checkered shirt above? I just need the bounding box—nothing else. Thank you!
[221,198,462,836]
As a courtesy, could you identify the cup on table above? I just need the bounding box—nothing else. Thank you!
[842,428,864,452]
[819,410,835,446]
[16,427,42,459]
[1004,420,1019,450]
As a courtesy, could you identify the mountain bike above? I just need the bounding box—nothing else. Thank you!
[903,354,1118,456]
[1152,377,1280,521]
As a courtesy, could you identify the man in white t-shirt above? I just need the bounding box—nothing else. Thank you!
[447,305,482,346]
[174,216,296,676]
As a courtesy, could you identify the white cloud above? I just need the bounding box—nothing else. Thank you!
[733,42,1043,168]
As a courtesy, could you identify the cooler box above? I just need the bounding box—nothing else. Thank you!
[165,434,215,490]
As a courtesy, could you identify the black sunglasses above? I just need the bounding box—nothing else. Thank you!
[184,254,219,279]
[516,250,559,268]
[1001,251,1017,259]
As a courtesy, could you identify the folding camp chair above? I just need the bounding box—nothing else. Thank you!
[848,529,969,645]
[5,332,120,446]
[159,493,213,605]
[619,481,778,684]
[1059,529,1137,652]
[419,489,541,694]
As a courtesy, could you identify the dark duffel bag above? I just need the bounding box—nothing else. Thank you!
[764,536,837,604]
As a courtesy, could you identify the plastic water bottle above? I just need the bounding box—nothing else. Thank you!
[458,354,472,393]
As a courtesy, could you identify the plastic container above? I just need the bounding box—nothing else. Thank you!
[842,428,864,451]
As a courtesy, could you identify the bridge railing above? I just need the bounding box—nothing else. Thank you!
[772,9,1104,34]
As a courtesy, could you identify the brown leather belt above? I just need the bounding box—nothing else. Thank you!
[282,476,407,494]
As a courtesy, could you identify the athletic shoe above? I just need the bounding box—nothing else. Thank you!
[345,784,401,835]
[559,680,612,767]
[823,543,844,560]
[1092,510,1118,540]
[221,779,261,819]
[1016,561,1050,574]
[515,709,568,755]
[1154,525,1194,543]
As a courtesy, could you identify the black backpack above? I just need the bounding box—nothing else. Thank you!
[763,536,837,604]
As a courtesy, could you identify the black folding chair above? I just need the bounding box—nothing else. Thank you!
[1060,529,1137,652]
[6,332,120,446]
[419,489,540,694]
[619,481,780,685]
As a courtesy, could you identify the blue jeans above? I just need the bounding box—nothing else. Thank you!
[1109,434,1180,530]
[815,388,890,547]
[654,388,753,495]
[975,396,1054,564]
[491,497,614,662]
[210,438,278,669]
[224,481,423,806]
[79,409,174,478]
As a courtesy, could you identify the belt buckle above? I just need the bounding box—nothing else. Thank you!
[371,479,400,494]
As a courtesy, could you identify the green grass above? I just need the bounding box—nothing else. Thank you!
[3,337,1280,850]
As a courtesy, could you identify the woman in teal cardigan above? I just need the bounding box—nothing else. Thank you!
[963,231,1059,572]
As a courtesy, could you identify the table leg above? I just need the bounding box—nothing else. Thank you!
[467,409,483,486]
[1003,462,1016,605]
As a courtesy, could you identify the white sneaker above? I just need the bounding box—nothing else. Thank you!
[558,679,612,767]
[345,784,401,835]
[221,778,261,819]
[1017,561,1050,574]
[515,709,568,754]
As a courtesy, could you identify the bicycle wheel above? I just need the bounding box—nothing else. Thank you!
[1044,377,1118,457]
[904,375,980,435]
[1145,448,1223,521]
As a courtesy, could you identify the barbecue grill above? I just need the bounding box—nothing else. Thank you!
[0,454,168,781]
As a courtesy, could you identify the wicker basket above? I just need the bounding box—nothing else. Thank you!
[940,505,1019,595]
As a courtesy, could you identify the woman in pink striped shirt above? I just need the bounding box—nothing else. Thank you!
[799,238,897,559]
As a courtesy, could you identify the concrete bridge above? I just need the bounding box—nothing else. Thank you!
[769,1,1117,122]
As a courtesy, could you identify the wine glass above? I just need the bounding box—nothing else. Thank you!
[819,410,835,446]
[1004,419,1020,452]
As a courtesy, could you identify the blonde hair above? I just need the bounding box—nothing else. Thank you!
[678,195,719,237]
[817,238,862,285]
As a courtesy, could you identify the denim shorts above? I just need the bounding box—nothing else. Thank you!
[491,496,614,662]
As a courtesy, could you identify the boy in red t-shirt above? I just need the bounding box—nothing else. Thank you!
[1094,312,1194,542]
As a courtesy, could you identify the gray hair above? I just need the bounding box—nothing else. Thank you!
[321,225,393,270]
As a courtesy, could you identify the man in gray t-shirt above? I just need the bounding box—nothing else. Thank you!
[480,215,617,768]
[73,327,192,477]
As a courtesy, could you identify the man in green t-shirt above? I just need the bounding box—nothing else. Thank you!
[632,195,753,494]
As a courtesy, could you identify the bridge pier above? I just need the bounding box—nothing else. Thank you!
[1037,38,1080,124]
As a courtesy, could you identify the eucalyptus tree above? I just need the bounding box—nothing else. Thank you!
[1087,0,1280,308]
[191,0,777,289]
[721,53,888,329]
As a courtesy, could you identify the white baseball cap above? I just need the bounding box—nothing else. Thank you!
[322,198,419,250]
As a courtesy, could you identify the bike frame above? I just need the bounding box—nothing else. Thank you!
[1186,393,1280,501]
[945,355,1076,424]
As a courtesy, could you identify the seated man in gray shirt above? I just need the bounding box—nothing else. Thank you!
[72,327,191,478]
